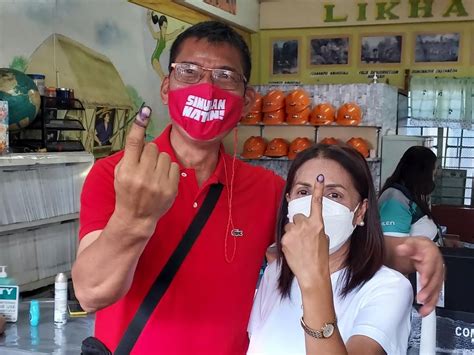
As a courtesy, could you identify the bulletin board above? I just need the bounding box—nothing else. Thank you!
[253,21,472,88]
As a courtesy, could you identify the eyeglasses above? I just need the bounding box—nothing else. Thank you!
[170,62,246,90]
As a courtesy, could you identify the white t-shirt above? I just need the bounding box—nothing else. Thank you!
[248,261,413,355]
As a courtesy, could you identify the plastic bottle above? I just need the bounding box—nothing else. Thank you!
[0,266,19,322]
[29,299,40,326]
[54,273,68,326]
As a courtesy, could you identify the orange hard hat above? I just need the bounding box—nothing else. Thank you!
[263,108,285,125]
[241,136,267,159]
[347,137,370,158]
[286,107,310,125]
[240,112,262,125]
[262,90,285,112]
[310,103,336,125]
[285,89,311,114]
[264,138,289,157]
[250,92,263,113]
[336,102,362,126]
[320,137,340,145]
[288,137,312,160]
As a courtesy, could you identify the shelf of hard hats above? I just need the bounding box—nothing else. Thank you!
[239,155,381,182]
[239,156,381,163]
[231,123,382,159]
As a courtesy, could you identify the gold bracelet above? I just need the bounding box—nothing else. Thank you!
[300,317,337,339]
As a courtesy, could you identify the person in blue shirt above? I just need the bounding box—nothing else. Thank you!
[95,112,113,146]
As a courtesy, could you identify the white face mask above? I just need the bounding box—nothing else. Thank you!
[287,195,359,254]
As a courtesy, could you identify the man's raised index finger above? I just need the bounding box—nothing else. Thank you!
[123,104,152,164]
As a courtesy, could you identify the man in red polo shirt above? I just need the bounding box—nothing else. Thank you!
[72,21,444,354]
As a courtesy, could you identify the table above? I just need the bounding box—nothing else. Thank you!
[0,299,94,354]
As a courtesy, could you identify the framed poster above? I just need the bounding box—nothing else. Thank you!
[360,34,403,65]
[94,108,116,148]
[270,38,300,76]
[309,35,350,66]
[414,32,461,63]
[203,0,236,15]
[173,0,258,32]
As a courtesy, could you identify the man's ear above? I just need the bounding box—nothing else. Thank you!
[160,76,170,105]
[242,86,256,116]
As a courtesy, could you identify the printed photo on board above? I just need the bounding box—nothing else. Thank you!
[415,33,460,63]
[310,37,349,65]
[361,35,402,64]
[272,39,299,75]
[94,108,115,147]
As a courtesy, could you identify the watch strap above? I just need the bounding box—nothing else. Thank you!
[300,317,337,339]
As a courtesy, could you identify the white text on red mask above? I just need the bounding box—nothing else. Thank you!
[182,95,226,123]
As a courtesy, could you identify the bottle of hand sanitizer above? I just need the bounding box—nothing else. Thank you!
[0,266,19,322]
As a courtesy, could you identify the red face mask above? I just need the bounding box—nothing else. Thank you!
[168,83,244,141]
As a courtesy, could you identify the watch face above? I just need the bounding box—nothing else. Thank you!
[322,323,334,338]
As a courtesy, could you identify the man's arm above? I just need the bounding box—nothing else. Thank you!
[384,235,444,316]
[72,107,179,313]
[72,217,150,312]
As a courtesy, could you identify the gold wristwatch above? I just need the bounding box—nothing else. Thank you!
[300,317,337,339]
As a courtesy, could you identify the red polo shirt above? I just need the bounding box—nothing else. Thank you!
[79,125,285,354]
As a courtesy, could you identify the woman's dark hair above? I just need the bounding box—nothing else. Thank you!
[380,146,437,218]
[168,21,251,82]
[151,13,167,28]
[277,144,385,298]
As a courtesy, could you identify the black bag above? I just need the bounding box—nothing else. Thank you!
[81,183,223,354]
[81,336,112,355]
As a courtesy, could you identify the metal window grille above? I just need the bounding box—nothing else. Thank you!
[399,123,474,206]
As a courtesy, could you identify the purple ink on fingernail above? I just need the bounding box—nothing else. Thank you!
[135,105,152,128]
[317,174,324,183]
[140,106,151,119]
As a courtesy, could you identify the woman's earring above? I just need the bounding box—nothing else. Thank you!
[358,221,365,227]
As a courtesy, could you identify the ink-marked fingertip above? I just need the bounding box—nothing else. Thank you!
[139,105,152,119]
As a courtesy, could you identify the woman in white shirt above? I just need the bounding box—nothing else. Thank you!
[248,144,413,355]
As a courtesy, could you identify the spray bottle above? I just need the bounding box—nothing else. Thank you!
[0,266,19,322]
[54,273,68,326]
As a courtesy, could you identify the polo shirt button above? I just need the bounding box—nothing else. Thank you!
[181,172,187,177]
[193,202,198,208]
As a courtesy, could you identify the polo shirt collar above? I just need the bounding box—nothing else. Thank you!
[153,124,231,186]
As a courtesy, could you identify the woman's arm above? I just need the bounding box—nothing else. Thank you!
[281,176,348,354]
[300,279,348,355]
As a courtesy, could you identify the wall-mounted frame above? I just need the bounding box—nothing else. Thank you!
[359,34,403,66]
[173,0,258,32]
[203,0,236,15]
[308,35,350,66]
[93,107,116,149]
[270,37,301,77]
[414,32,461,64]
